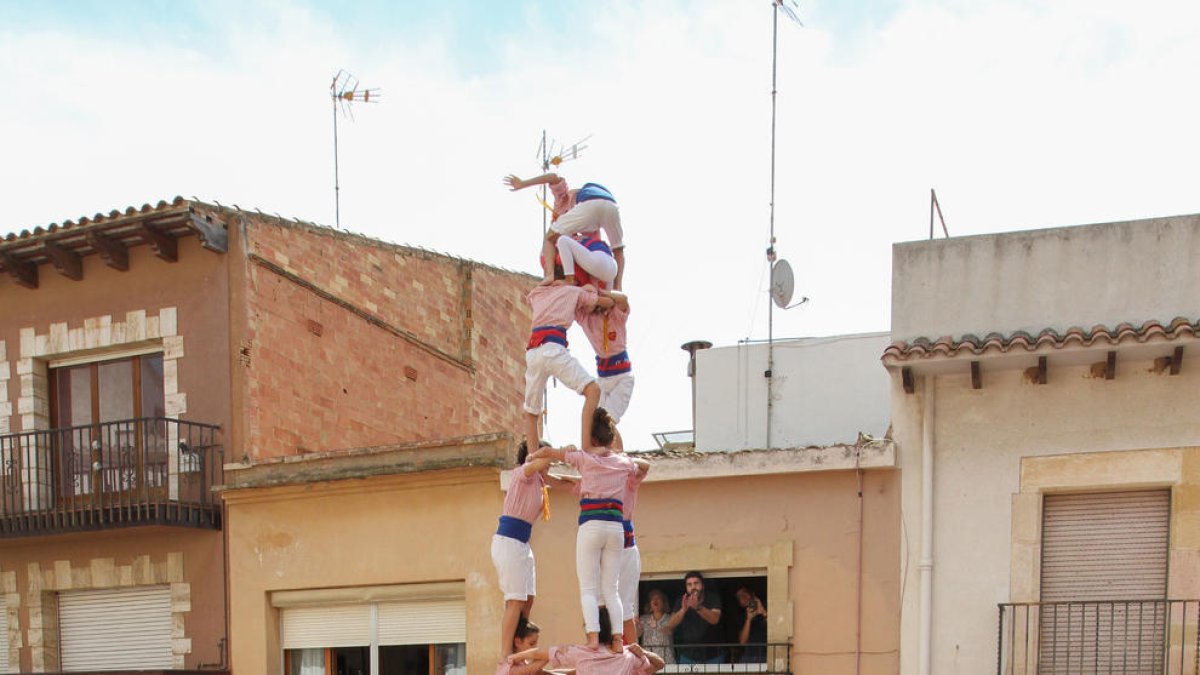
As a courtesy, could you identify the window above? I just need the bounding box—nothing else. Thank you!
[48,353,166,497]
[638,572,769,670]
[51,353,165,428]
[281,599,466,675]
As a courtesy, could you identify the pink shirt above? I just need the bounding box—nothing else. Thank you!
[565,450,636,500]
[624,468,646,520]
[576,304,629,358]
[528,285,598,329]
[548,645,655,675]
[502,463,546,524]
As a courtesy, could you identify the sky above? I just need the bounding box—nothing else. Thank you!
[2,0,1199,450]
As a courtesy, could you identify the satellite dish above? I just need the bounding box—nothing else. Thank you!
[771,259,795,308]
[770,259,810,309]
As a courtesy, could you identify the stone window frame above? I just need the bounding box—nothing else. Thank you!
[1009,447,1195,603]
[640,539,794,668]
[15,308,186,432]
[3,555,190,672]
[6,309,188,503]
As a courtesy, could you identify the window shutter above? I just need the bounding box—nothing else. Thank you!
[58,586,173,671]
[281,604,371,649]
[377,599,466,646]
[1,596,9,672]
[1038,489,1170,674]
[1041,489,1169,601]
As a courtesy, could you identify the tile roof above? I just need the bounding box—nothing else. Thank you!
[0,195,536,282]
[1,196,191,243]
[882,317,1200,362]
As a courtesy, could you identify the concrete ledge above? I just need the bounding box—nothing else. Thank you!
[501,440,896,489]
[219,432,513,491]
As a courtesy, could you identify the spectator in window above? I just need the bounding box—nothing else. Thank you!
[736,587,768,664]
[637,589,675,664]
[666,571,724,664]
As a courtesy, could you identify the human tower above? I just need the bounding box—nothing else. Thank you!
[492,173,665,674]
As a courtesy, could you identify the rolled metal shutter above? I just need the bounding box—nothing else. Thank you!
[280,604,371,649]
[1,596,9,672]
[1041,489,1169,601]
[1039,489,1170,674]
[58,586,173,671]
[377,599,465,645]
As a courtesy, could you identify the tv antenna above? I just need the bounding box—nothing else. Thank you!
[764,0,804,450]
[533,132,593,234]
[330,70,380,229]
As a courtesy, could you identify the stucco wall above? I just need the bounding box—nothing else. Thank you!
[695,333,892,451]
[891,214,1200,341]
[225,461,901,675]
[893,358,1200,675]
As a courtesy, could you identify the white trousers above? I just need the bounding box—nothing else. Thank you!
[557,235,617,285]
[619,544,642,621]
[599,372,635,424]
[576,520,625,633]
[491,534,536,602]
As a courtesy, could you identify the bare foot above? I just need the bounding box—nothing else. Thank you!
[564,274,577,286]
[538,277,555,286]
[585,634,600,650]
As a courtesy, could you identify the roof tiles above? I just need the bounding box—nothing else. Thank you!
[882,317,1200,362]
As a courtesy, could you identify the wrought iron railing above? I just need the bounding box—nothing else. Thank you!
[0,417,223,536]
[643,642,791,673]
[998,600,1200,675]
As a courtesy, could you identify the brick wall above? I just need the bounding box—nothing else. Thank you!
[236,215,533,460]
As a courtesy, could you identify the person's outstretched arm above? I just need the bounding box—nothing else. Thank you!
[504,173,563,191]
[507,647,550,663]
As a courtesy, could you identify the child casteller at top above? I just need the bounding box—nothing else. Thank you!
[504,173,625,291]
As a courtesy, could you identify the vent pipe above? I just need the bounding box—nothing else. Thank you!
[681,340,713,441]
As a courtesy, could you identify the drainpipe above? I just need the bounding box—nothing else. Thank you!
[681,341,713,442]
[918,376,936,675]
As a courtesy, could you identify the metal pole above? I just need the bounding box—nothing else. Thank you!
[333,95,341,229]
[766,3,779,450]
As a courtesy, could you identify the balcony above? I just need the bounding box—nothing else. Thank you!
[643,642,792,673]
[0,417,222,537]
[998,600,1200,675]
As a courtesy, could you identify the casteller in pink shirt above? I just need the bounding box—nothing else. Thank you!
[564,449,636,500]
[548,645,656,675]
[502,462,546,525]
[528,284,598,330]
[576,304,628,359]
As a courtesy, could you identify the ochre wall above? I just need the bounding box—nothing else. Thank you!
[224,465,900,675]
[233,216,532,460]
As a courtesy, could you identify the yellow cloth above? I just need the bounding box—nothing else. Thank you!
[542,485,551,521]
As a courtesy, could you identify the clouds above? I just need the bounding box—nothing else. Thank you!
[3,0,1199,448]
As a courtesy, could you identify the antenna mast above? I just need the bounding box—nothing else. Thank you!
[330,70,379,229]
[766,0,802,449]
